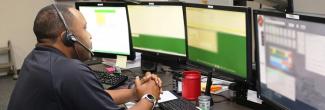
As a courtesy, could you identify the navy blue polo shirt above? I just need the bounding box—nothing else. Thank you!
[8,45,123,110]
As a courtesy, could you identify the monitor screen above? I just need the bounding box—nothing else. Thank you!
[127,2,186,57]
[186,4,251,79]
[76,2,134,59]
[255,10,325,110]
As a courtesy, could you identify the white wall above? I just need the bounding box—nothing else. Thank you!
[0,29,9,66]
[294,0,325,15]
[247,0,325,15]
[209,0,233,6]
[179,0,233,6]
[0,0,51,69]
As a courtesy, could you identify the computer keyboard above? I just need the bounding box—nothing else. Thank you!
[95,72,128,89]
[89,64,128,89]
[158,99,199,110]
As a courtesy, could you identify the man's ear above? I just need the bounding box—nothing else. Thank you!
[58,31,70,46]
[59,31,66,41]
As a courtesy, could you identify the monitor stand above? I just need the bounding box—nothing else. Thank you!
[204,71,215,106]
[211,69,248,102]
[141,54,158,73]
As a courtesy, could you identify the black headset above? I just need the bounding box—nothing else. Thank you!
[52,3,94,56]
[62,32,77,47]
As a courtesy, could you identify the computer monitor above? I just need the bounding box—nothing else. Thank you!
[127,2,187,59]
[186,3,252,80]
[255,10,325,110]
[75,2,135,60]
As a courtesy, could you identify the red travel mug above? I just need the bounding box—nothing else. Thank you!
[182,71,201,101]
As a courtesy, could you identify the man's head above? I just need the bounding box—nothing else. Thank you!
[33,4,92,61]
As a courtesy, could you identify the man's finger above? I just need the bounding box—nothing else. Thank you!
[141,74,152,83]
[154,75,161,87]
[160,88,163,94]
[158,78,162,88]
[145,72,151,76]
[151,74,162,88]
[134,76,141,87]
[151,74,159,84]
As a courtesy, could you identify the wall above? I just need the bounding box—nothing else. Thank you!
[179,0,233,5]
[0,4,9,68]
[0,0,51,69]
[0,33,8,68]
[247,0,325,15]
[294,0,325,15]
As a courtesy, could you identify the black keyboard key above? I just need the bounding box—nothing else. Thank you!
[159,99,199,110]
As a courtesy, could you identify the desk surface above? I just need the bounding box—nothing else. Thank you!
[122,68,253,110]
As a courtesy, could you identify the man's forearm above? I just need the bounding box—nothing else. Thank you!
[106,89,136,104]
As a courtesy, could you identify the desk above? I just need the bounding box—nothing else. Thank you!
[121,67,253,110]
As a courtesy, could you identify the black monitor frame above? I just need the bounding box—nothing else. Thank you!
[254,9,325,110]
[185,3,253,82]
[127,1,188,65]
[75,2,136,60]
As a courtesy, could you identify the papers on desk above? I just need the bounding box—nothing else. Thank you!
[158,91,178,103]
[116,55,127,68]
[247,90,263,104]
[201,76,233,85]
[201,83,229,94]
[200,76,232,94]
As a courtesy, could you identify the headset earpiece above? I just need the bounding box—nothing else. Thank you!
[62,31,76,47]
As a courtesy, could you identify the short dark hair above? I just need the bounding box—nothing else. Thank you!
[33,4,73,42]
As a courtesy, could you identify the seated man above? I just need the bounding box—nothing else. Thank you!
[8,4,161,110]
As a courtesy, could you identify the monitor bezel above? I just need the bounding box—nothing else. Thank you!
[185,3,253,81]
[75,2,136,60]
[254,9,325,110]
[126,1,188,63]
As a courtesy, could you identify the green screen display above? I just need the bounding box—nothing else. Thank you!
[128,5,186,57]
[186,7,248,78]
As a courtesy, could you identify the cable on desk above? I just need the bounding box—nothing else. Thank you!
[122,69,136,74]
[213,99,228,103]
[121,69,140,79]
[162,83,173,88]
[213,94,232,103]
